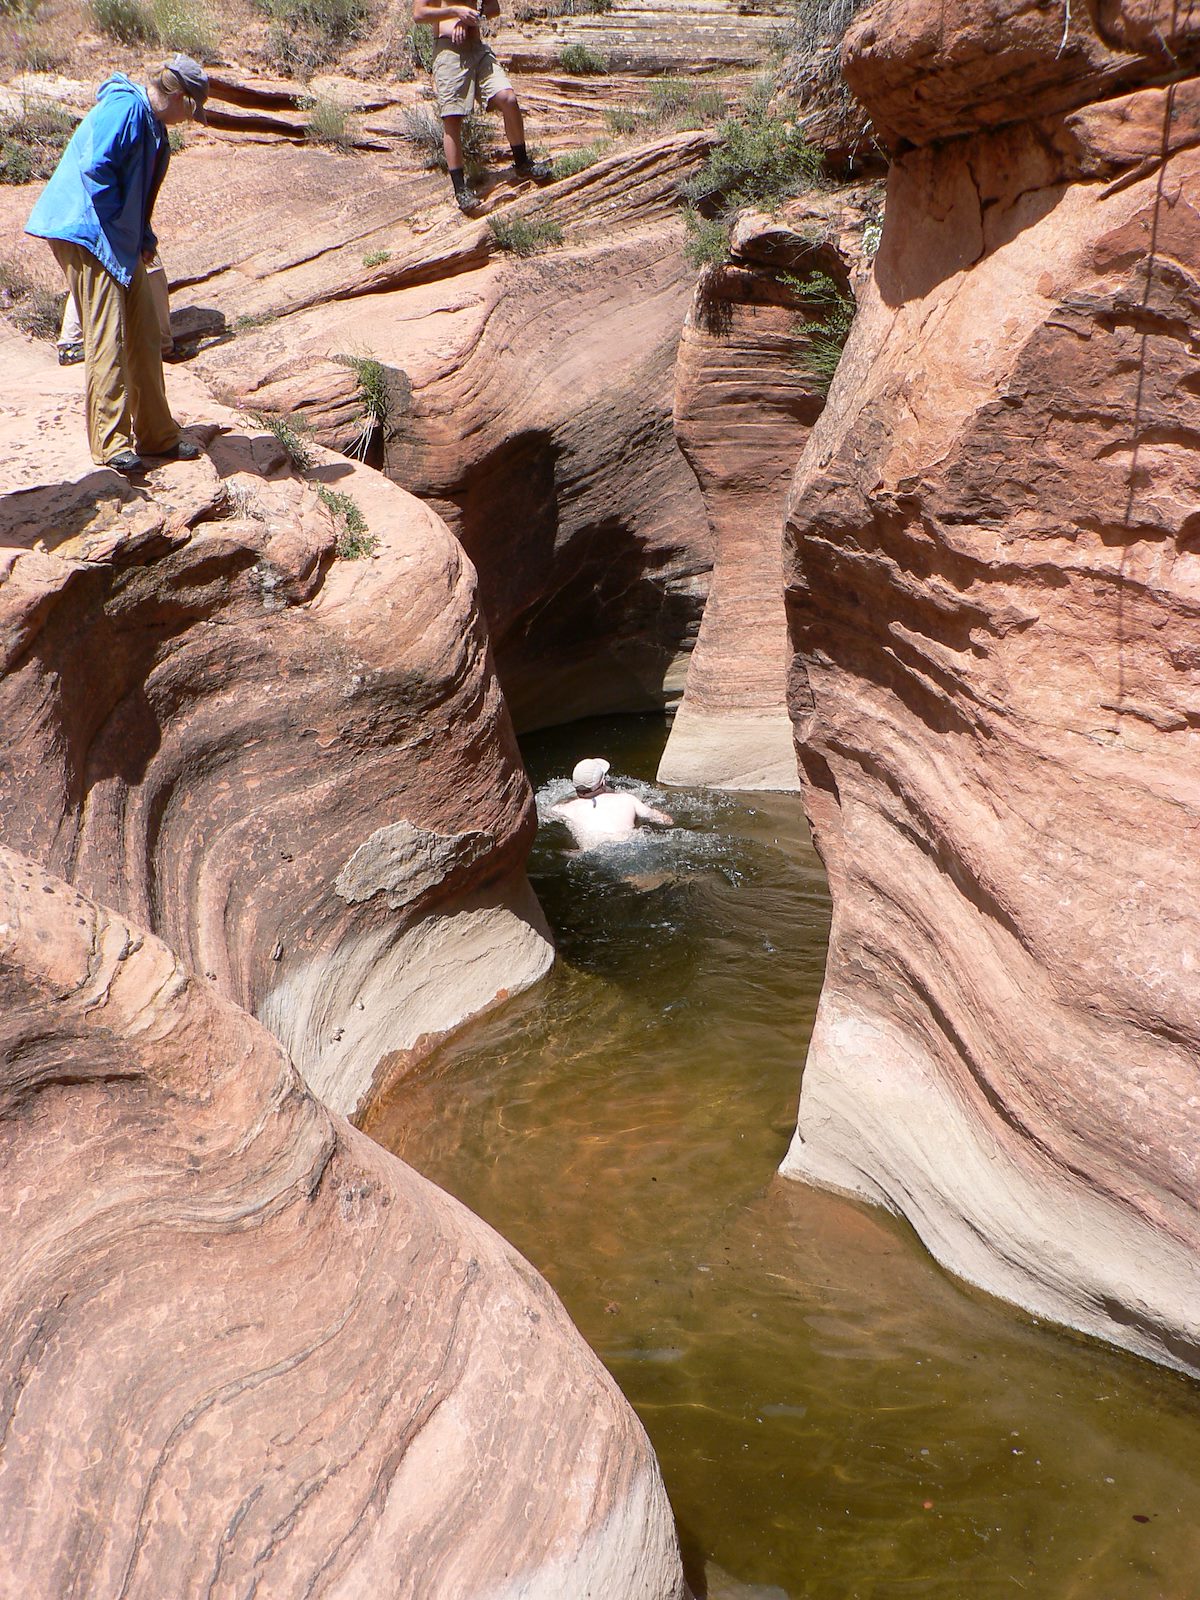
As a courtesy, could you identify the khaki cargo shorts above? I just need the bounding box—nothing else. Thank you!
[432,36,512,117]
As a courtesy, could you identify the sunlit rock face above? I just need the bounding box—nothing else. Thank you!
[783,0,1200,1373]
[0,848,687,1600]
[659,201,874,792]
[0,361,551,1116]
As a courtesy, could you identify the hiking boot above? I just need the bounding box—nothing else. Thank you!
[57,341,84,366]
[513,156,552,182]
[156,437,203,462]
[455,185,482,214]
[107,450,145,474]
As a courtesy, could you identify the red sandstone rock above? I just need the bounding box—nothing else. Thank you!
[844,0,1200,150]
[783,65,1200,1372]
[660,198,875,790]
[0,332,552,1117]
[0,847,687,1599]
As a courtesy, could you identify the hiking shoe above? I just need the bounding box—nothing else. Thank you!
[107,451,145,474]
[455,186,482,214]
[57,342,84,366]
[514,156,552,182]
[157,437,203,461]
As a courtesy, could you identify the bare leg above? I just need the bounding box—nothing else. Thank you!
[442,114,464,170]
[488,90,525,149]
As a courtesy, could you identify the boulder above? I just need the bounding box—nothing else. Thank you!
[0,333,552,1117]
[0,845,686,1599]
[783,18,1200,1373]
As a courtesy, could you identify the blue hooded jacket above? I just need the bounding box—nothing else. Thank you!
[26,74,169,288]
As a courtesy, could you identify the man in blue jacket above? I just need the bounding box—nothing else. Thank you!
[26,56,209,474]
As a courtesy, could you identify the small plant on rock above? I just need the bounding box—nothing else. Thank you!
[550,139,609,180]
[487,215,563,256]
[782,268,855,394]
[337,351,390,459]
[558,42,606,74]
[363,248,391,267]
[318,485,377,557]
[253,410,316,470]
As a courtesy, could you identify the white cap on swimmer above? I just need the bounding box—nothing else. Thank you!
[572,757,609,795]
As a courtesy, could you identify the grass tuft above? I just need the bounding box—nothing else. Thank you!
[487,215,563,256]
[150,0,218,60]
[363,248,391,267]
[304,96,355,148]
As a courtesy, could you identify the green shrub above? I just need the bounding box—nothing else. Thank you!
[404,21,434,70]
[150,0,218,59]
[645,76,726,131]
[558,42,606,74]
[487,215,563,256]
[92,0,155,43]
[305,96,355,148]
[0,257,63,341]
[550,139,609,180]
[318,485,377,557]
[784,270,855,394]
[252,411,316,470]
[682,208,730,270]
[363,248,391,267]
[0,98,75,185]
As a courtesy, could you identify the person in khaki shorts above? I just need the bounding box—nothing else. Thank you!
[25,57,208,474]
[412,0,551,212]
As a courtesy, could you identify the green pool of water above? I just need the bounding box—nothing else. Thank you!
[363,715,1200,1599]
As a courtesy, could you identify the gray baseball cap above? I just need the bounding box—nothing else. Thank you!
[165,54,209,121]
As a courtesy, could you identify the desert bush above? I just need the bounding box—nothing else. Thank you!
[646,75,725,130]
[0,98,75,185]
[305,96,355,148]
[399,105,487,171]
[0,257,64,340]
[487,215,563,256]
[783,268,854,393]
[255,0,369,74]
[318,485,377,557]
[550,139,608,180]
[150,0,218,60]
[363,248,391,267]
[92,0,155,43]
[558,41,606,73]
[17,41,64,71]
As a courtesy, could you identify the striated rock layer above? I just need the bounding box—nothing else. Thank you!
[0,339,552,1117]
[0,847,686,1599]
[783,0,1200,1373]
[660,201,874,791]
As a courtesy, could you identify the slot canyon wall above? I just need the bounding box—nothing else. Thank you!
[783,0,1200,1374]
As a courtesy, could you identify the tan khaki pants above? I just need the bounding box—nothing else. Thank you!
[60,254,173,355]
[50,240,180,464]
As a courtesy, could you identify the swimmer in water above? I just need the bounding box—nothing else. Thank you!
[549,758,674,850]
